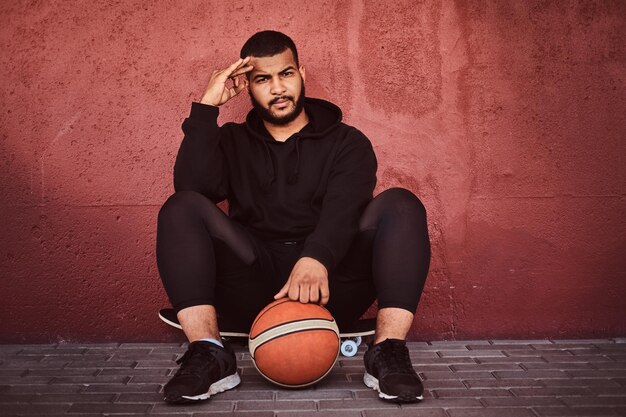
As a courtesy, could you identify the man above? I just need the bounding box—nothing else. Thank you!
[157,30,431,404]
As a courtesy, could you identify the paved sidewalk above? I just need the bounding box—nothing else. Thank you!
[1,339,625,416]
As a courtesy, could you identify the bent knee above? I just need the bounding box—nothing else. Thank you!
[158,191,216,220]
[376,187,427,218]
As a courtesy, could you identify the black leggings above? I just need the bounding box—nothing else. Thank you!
[156,188,430,330]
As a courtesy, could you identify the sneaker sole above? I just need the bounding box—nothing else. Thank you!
[363,372,423,403]
[166,373,241,403]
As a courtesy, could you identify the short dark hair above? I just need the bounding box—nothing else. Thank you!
[240,30,299,66]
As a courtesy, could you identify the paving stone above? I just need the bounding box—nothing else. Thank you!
[365,410,447,417]
[65,360,137,368]
[423,370,494,380]
[61,343,120,348]
[236,400,316,411]
[463,379,545,388]
[522,361,595,370]
[68,403,152,413]
[439,350,506,358]
[544,355,614,363]
[276,389,352,400]
[0,346,27,354]
[212,389,274,400]
[134,360,177,368]
[119,343,180,349]
[412,357,477,365]
[560,397,626,406]
[400,398,483,408]
[127,375,170,384]
[0,360,51,368]
[588,386,626,396]
[567,370,626,378]
[84,383,161,393]
[613,378,626,386]
[99,368,169,376]
[277,412,362,417]
[511,387,593,396]
[552,339,615,344]
[111,351,169,359]
[481,396,565,407]
[0,369,26,376]
[452,363,524,371]
[19,347,88,354]
[428,341,473,347]
[493,340,554,345]
[154,401,234,413]
[1,403,72,414]
[195,413,273,417]
[319,398,400,409]
[467,344,534,350]
[3,384,86,393]
[594,363,626,370]
[0,393,115,403]
[354,389,384,399]
[50,375,130,384]
[423,379,467,389]
[533,406,623,416]
[432,388,513,398]
[112,414,192,417]
[494,370,570,379]
[26,368,98,377]
[410,352,444,359]
[505,350,573,357]
[116,392,166,402]
[447,408,537,416]
[478,357,548,364]
[0,376,55,384]
[542,378,621,387]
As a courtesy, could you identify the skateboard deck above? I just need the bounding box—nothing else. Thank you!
[158,308,375,357]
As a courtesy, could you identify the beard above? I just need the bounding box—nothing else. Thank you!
[250,84,306,126]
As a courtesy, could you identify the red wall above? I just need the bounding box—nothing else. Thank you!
[1,1,624,343]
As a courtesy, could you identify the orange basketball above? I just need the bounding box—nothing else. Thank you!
[248,298,340,388]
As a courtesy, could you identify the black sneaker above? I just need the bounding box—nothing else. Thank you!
[164,341,241,403]
[363,338,424,403]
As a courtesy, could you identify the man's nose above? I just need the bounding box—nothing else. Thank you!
[269,77,286,95]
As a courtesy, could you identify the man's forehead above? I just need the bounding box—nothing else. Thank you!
[249,49,298,74]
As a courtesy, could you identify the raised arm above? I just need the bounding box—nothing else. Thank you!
[173,57,253,202]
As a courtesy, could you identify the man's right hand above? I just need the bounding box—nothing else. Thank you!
[200,57,253,107]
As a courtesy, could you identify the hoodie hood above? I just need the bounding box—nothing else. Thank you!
[244,97,343,190]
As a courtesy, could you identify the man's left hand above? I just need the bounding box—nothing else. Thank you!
[274,257,329,305]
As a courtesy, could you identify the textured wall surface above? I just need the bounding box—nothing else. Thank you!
[1,0,624,343]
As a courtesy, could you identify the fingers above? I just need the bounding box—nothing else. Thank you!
[225,56,250,74]
[229,65,253,78]
[320,285,330,306]
[288,283,300,302]
[274,281,289,300]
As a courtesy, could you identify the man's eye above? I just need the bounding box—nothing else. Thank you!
[256,77,268,83]
[282,71,293,76]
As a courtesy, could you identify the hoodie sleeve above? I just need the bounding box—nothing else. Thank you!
[300,129,377,270]
[173,102,228,203]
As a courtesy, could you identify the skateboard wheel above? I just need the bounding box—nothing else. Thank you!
[354,336,362,346]
[340,340,358,357]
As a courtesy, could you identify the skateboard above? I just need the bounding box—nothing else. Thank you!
[158,308,375,357]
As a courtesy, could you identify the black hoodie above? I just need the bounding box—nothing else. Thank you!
[173,97,377,270]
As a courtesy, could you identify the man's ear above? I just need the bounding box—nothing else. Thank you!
[299,65,306,82]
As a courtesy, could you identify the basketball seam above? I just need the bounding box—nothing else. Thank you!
[248,319,339,358]
[250,298,291,329]
[250,317,335,339]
